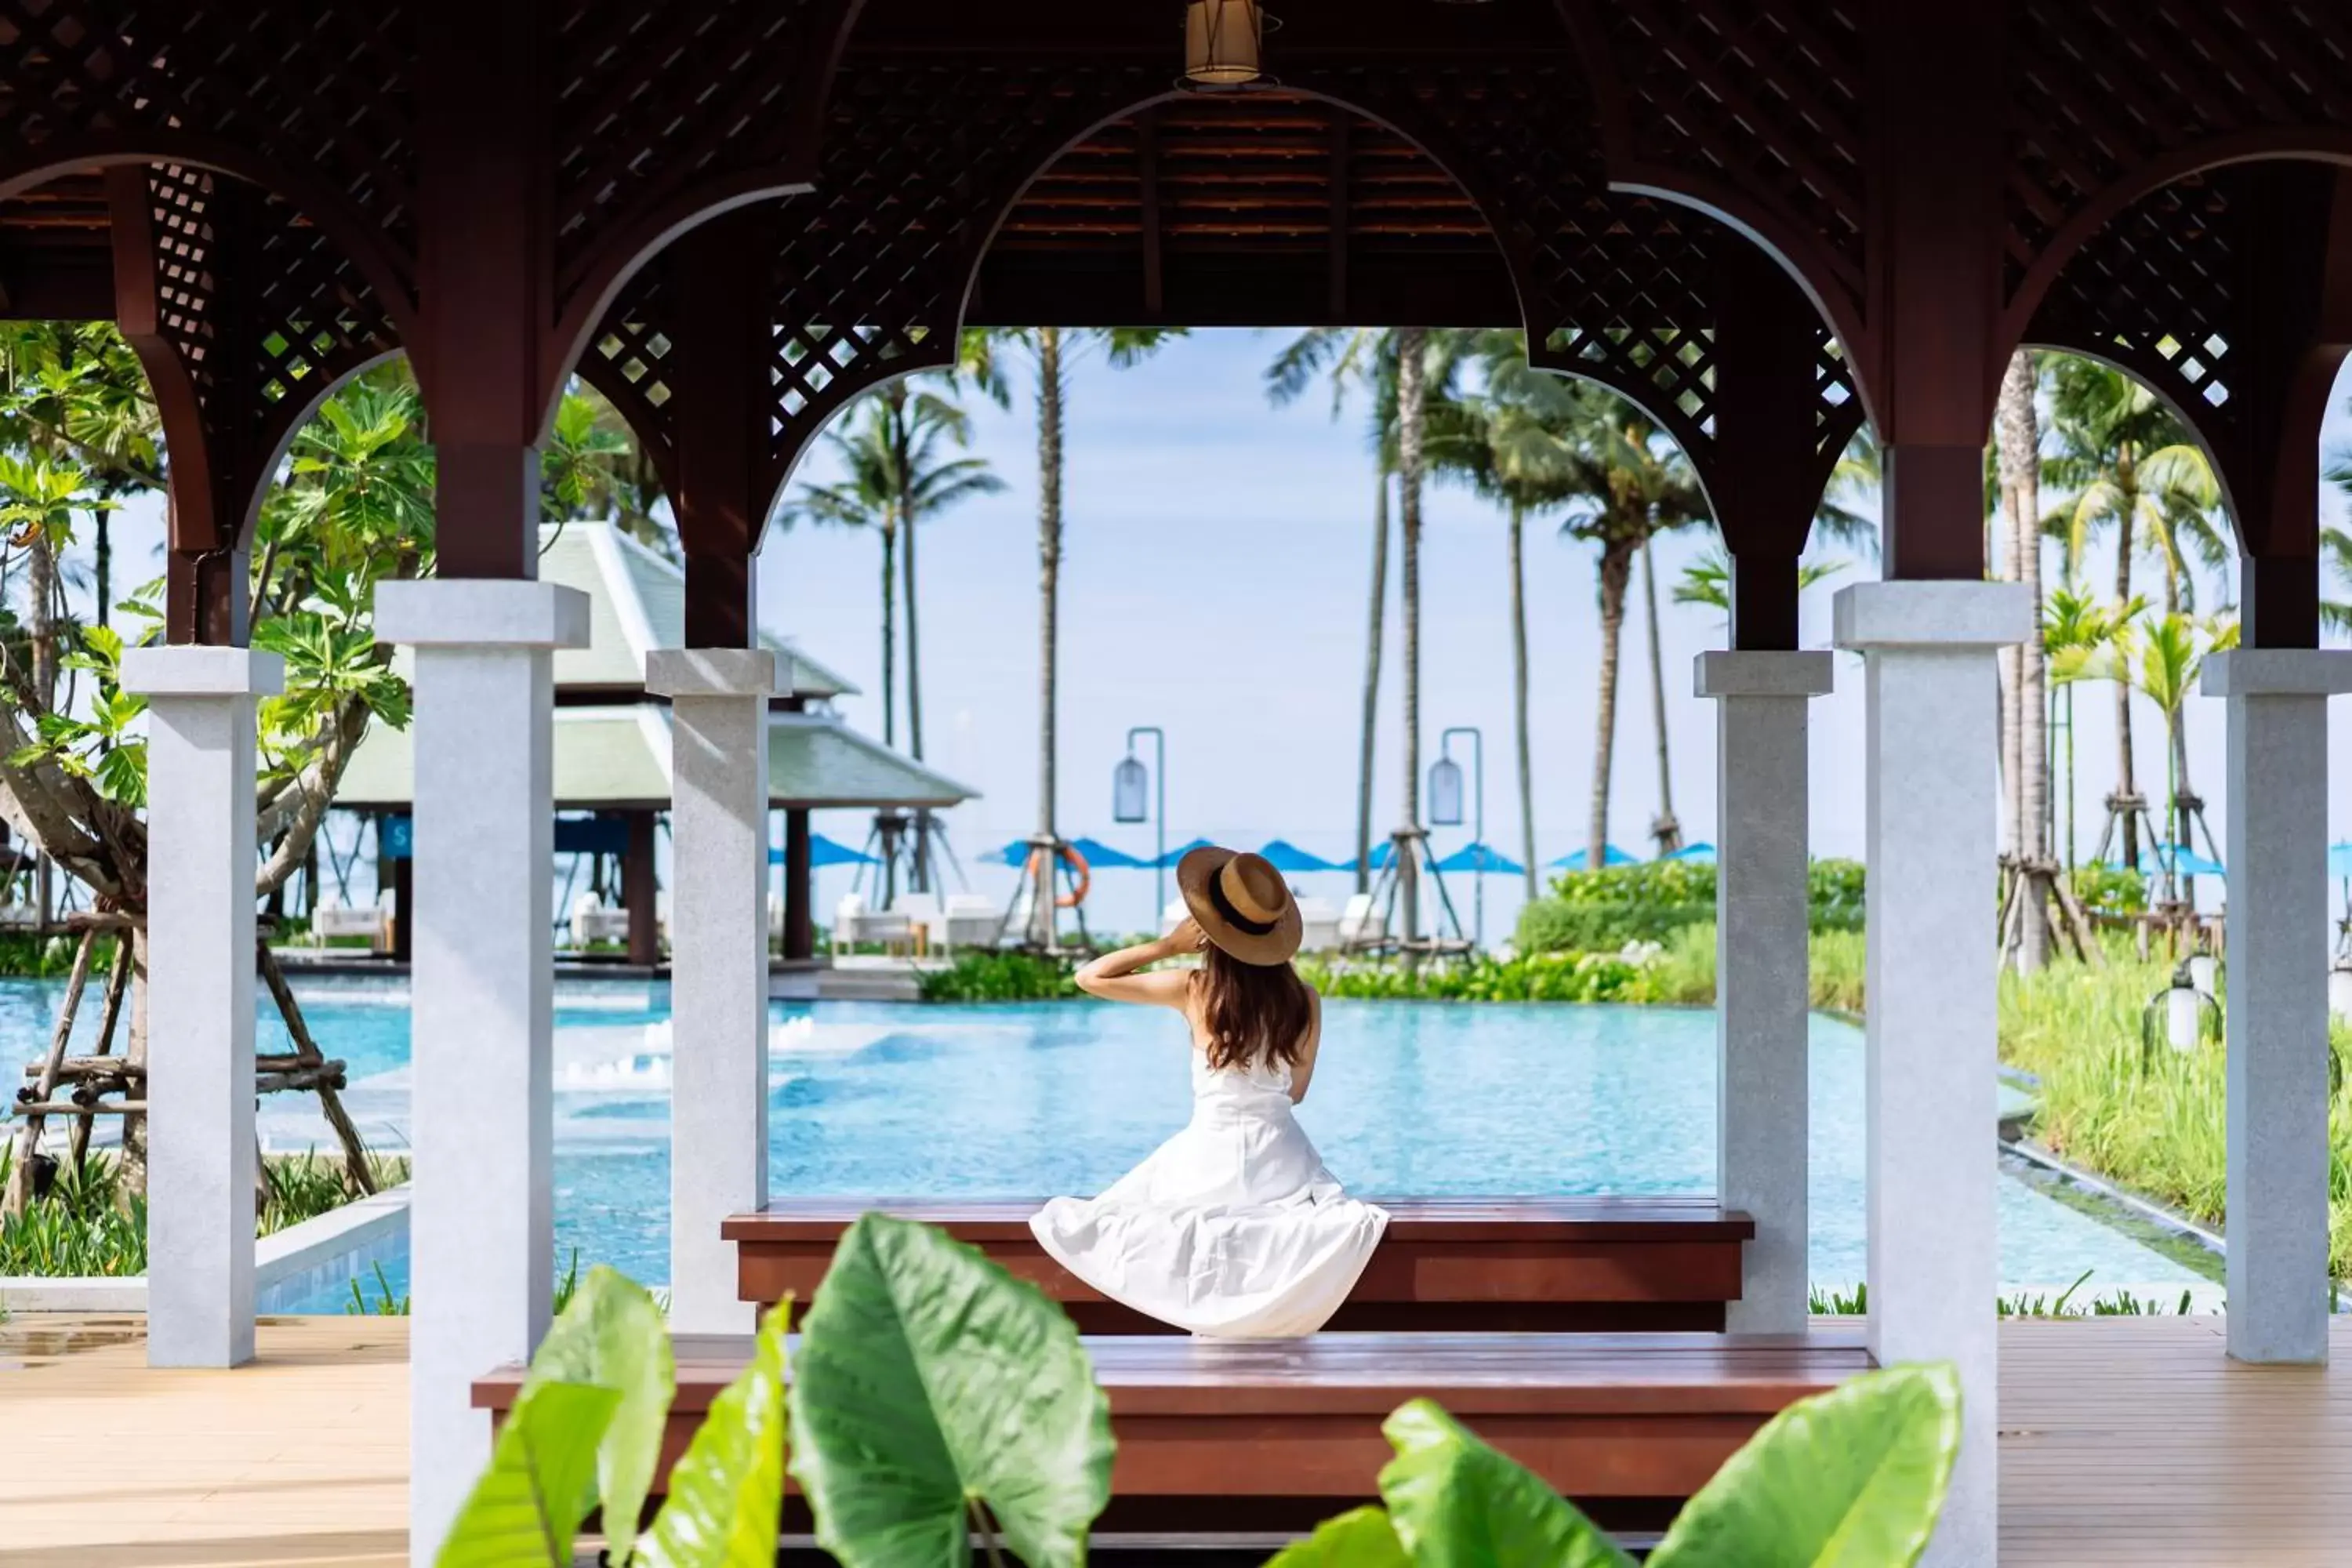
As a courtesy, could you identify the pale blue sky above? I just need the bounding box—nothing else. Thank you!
[80,331,2352,943]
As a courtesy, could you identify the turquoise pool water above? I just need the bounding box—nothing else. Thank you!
[0,977,2206,1310]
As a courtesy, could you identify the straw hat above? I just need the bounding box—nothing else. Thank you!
[1175,845,1302,966]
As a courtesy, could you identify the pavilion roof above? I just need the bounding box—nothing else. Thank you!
[536,524,855,701]
[334,706,975,814]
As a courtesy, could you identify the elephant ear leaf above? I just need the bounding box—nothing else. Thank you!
[1646,1363,1962,1568]
[1264,1506,1414,1567]
[437,1381,621,1568]
[789,1214,1113,1568]
[640,1299,793,1568]
[517,1265,675,1566]
[1378,1399,1635,1568]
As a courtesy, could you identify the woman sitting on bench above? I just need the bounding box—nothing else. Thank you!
[1032,846,1388,1338]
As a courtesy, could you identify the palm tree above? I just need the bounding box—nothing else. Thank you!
[2042,586,2141,874]
[1269,328,1397,895]
[2042,358,2228,873]
[1479,379,1709,871]
[1994,350,2053,968]
[963,328,1180,945]
[2117,612,2237,898]
[777,379,1001,780]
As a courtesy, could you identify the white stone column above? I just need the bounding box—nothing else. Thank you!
[1697,650,1834,1334]
[1835,581,2031,1568]
[122,646,283,1370]
[648,648,776,1335]
[2202,650,2352,1364]
[375,580,588,1558]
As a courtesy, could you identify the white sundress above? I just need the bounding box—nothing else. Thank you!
[1029,1044,1390,1338]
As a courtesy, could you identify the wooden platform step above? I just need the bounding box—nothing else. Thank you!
[724,1197,1758,1333]
[474,1330,1869,1535]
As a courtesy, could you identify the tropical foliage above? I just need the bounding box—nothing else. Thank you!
[442,1215,1963,1568]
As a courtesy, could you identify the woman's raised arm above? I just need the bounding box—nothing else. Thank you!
[1073,918,1203,1009]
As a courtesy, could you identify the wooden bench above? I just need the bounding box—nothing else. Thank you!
[474,1330,1869,1535]
[724,1197,1757,1332]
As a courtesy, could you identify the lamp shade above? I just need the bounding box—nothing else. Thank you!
[1428,754,1465,828]
[1112,754,1151,823]
[1185,0,1265,85]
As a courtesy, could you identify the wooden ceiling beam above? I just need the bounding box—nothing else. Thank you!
[1138,106,1164,317]
[1329,118,1351,321]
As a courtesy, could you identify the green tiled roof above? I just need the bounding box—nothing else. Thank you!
[334,707,975,811]
[535,523,856,699]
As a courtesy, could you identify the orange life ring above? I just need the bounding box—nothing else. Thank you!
[1027,842,1091,908]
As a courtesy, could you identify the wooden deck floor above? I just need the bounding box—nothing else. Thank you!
[5,1314,2347,1565]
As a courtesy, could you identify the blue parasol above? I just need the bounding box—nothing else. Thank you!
[994,837,1153,869]
[769,833,878,869]
[1664,842,1717,864]
[1551,844,1639,870]
[2329,842,2352,881]
[2132,843,2226,879]
[1436,842,1526,877]
[1258,840,1353,874]
[1153,837,1218,869]
[1069,837,1153,869]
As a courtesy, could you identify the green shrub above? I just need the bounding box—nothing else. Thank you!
[917,951,1080,1004]
[1517,858,1867,955]
[1807,858,1868,932]
[1513,896,1712,954]
[1299,951,1671,1005]
[2065,862,2147,916]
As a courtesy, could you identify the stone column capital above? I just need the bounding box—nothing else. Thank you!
[646,647,779,700]
[375,579,590,649]
[1694,649,1835,699]
[2201,649,2352,699]
[121,646,285,698]
[1832,581,2033,651]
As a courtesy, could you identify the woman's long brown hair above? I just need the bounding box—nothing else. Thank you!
[1192,942,1315,1073]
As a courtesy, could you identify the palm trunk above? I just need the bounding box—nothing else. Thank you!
[1995,350,2050,967]
[1639,536,1679,855]
[1508,503,1537,900]
[878,525,897,750]
[901,479,930,894]
[1356,470,1391,896]
[1590,543,1632,873]
[94,511,111,630]
[1033,328,1065,948]
[2114,459,2140,872]
[1396,327,1427,946]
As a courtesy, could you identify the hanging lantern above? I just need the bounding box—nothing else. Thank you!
[1428,755,1466,829]
[1185,0,1266,88]
[1112,754,1152,825]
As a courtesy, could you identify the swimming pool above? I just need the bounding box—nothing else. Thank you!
[0,976,2206,1309]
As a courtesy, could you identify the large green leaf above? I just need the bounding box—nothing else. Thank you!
[437,1381,621,1568]
[1265,1507,1414,1567]
[520,1265,675,1565]
[640,1300,793,1568]
[788,1214,1113,1568]
[1377,1400,1634,1568]
[1646,1363,1962,1568]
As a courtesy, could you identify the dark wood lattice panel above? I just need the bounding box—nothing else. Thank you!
[2008,0,2352,300]
[0,2,417,268]
[2026,173,2239,446]
[580,262,681,492]
[135,165,399,481]
[1601,0,1867,285]
[1816,332,1863,467]
[550,0,820,293]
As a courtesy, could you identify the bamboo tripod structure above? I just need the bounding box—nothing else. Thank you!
[1997,855,2105,969]
[2,913,373,1217]
[1350,827,1474,960]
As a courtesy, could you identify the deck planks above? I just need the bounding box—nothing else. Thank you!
[9,1314,2352,1564]
[728,1197,1757,1333]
